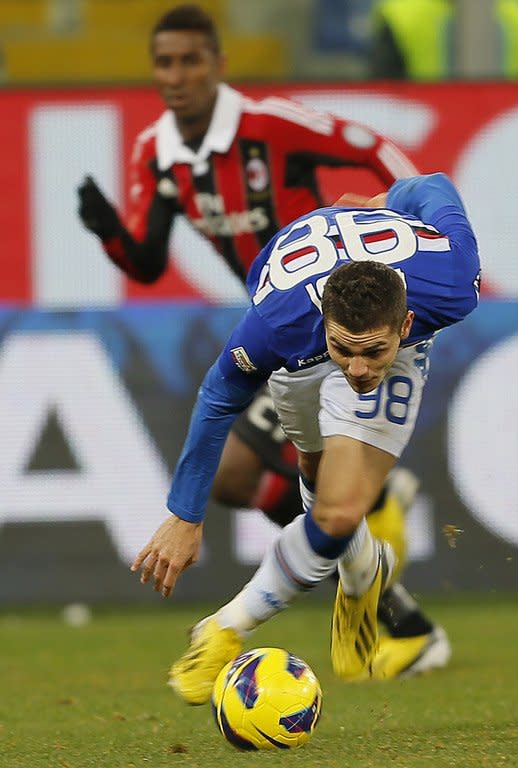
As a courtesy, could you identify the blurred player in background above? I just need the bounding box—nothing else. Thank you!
[369,0,518,80]
[78,3,449,677]
[131,172,480,701]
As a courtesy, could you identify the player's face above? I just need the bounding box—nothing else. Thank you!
[151,30,224,128]
[325,313,413,394]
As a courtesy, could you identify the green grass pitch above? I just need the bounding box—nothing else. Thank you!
[1,593,517,767]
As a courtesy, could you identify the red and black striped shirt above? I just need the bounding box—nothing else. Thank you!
[103,84,417,285]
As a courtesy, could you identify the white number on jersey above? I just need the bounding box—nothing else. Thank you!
[253,210,418,307]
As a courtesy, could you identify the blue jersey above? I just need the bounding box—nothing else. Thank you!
[218,172,480,386]
[168,174,480,522]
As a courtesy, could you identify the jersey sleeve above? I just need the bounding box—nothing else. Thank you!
[387,173,469,233]
[266,99,417,186]
[217,305,284,388]
[166,362,257,523]
[388,173,481,328]
[101,129,180,283]
[387,172,479,266]
[167,306,283,523]
[125,131,167,241]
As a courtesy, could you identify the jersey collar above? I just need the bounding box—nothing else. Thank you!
[156,83,243,174]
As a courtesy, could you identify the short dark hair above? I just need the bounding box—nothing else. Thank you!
[321,261,407,334]
[151,4,220,53]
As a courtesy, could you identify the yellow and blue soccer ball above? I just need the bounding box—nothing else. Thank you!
[211,647,322,750]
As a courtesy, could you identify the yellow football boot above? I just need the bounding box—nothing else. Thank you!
[331,543,394,681]
[367,467,420,580]
[168,616,242,705]
[367,496,406,583]
[372,626,452,680]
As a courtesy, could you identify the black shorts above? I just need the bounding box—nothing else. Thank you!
[231,386,298,479]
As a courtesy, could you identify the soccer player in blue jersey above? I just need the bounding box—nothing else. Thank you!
[131,172,480,702]
[80,3,451,679]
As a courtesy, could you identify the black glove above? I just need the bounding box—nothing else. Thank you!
[77,176,120,240]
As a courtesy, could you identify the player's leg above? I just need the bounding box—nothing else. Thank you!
[223,388,450,677]
[167,613,243,704]
[215,390,407,582]
[368,470,451,677]
[318,345,435,679]
[213,373,408,684]
[373,582,451,678]
[193,372,448,696]
[211,431,265,508]
[170,362,408,699]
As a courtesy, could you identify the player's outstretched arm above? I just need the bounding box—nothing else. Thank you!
[277,102,417,188]
[132,308,277,596]
[77,174,174,284]
[131,362,265,596]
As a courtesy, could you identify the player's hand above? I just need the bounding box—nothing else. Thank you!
[77,175,120,239]
[334,192,388,208]
[130,515,204,598]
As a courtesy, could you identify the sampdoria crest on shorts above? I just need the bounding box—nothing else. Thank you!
[230,346,257,373]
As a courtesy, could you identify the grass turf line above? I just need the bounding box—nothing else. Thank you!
[1,594,517,767]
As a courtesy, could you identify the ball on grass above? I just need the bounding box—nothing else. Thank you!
[62,603,92,627]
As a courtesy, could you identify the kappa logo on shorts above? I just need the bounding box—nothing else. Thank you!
[230,346,258,373]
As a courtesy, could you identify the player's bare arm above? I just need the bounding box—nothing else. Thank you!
[334,192,388,208]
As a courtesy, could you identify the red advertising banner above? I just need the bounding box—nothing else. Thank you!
[2,82,517,306]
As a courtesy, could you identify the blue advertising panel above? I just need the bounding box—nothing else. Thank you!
[0,299,516,601]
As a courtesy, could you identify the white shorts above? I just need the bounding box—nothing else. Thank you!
[268,342,432,458]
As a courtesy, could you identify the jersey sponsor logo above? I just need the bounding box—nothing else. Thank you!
[195,192,225,215]
[193,208,270,237]
[230,346,258,373]
[297,351,330,367]
[193,191,270,236]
